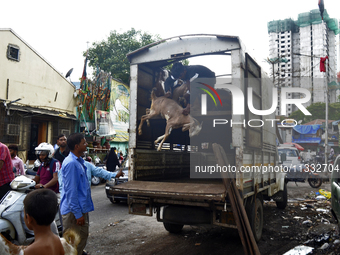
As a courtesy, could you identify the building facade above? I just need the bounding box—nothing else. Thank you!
[0,29,77,162]
[268,9,339,116]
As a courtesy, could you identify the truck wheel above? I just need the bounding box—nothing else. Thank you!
[246,197,263,242]
[109,197,120,204]
[276,183,288,210]
[163,222,184,233]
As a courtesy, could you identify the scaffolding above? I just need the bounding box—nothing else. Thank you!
[268,9,339,35]
[267,18,298,34]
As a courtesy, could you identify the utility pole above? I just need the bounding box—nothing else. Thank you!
[265,57,287,144]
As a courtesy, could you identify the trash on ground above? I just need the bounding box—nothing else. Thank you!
[316,208,329,213]
[302,220,312,225]
[319,189,331,199]
[319,243,329,250]
[283,245,313,255]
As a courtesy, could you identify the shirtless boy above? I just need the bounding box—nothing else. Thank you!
[23,189,65,255]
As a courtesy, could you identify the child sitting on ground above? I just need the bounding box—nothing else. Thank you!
[23,189,65,255]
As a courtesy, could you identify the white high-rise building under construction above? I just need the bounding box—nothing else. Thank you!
[268,9,339,116]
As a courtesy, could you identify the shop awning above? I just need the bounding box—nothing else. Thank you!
[8,104,77,120]
[114,130,129,142]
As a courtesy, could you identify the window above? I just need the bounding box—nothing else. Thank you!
[7,44,20,61]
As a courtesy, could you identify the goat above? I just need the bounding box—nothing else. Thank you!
[0,229,80,255]
[138,88,202,151]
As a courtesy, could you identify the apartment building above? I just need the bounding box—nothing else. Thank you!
[268,9,338,116]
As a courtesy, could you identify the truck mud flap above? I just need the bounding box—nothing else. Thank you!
[128,196,153,216]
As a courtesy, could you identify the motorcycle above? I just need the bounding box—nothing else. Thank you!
[24,159,41,176]
[0,175,62,245]
[90,155,106,185]
[281,154,322,188]
[283,163,323,188]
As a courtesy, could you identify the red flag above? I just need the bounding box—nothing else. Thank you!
[320,56,328,72]
[318,0,325,20]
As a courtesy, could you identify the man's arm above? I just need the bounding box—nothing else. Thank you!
[33,175,41,189]
[91,164,123,180]
[18,159,25,175]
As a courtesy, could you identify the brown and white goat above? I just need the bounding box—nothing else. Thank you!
[0,229,80,255]
[138,88,202,151]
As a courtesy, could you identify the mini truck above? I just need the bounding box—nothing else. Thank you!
[107,34,287,242]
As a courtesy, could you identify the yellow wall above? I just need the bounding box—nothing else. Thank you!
[0,29,77,115]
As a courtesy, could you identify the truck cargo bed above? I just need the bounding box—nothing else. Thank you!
[111,180,227,201]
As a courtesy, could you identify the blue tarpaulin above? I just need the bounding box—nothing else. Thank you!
[293,125,321,134]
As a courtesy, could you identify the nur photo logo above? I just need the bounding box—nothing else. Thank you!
[197,82,222,115]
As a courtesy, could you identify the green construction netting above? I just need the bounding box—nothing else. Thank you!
[268,9,339,35]
[267,18,298,33]
[266,57,289,64]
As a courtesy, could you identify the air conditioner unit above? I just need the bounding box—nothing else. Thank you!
[60,129,70,137]
[7,124,20,136]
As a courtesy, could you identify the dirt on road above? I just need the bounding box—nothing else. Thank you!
[86,181,340,255]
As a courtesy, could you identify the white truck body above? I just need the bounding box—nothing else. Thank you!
[109,34,286,240]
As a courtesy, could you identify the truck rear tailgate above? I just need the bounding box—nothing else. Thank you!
[110,180,227,201]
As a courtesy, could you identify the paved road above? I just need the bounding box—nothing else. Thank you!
[89,183,131,232]
[86,180,334,254]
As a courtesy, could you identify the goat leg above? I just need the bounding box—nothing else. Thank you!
[156,126,172,151]
[154,134,165,144]
[138,111,159,135]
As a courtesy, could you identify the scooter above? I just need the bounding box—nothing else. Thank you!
[90,156,106,185]
[0,175,61,245]
[24,159,41,176]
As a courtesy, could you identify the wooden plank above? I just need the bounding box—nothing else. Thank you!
[212,143,260,255]
[110,180,226,201]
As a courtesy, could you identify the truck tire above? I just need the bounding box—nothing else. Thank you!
[163,222,184,233]
[246,197,263,242]
[275,182,288,210]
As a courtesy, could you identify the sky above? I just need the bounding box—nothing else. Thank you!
[1,0,339,83]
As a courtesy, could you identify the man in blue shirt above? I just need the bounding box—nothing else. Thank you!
[60,133,92,255]
[58,159,124,194]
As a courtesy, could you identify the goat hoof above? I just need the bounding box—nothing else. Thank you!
[138,130,142,135]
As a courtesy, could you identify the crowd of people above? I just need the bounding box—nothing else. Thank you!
[0,133,125,255]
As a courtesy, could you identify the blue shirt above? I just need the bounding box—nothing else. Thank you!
[58,161,117,195]
[60,152,94,219]
[85,161,117,187]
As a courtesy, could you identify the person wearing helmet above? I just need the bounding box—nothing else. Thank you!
[33,143,60,193]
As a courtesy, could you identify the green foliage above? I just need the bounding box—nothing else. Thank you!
[163,59,190,72]
[289,102,340,123]
[86,28,161,84]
